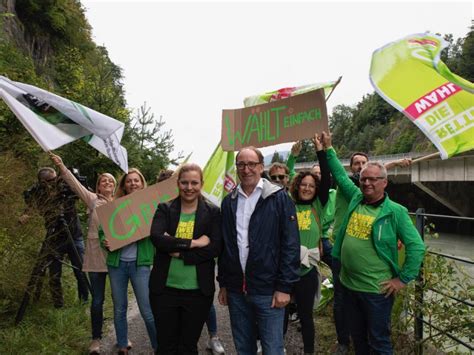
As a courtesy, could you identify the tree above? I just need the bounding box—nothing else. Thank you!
[295,139,317,163]
[457,21,474,82]
[270,151,283,163]
[124,103,180,183]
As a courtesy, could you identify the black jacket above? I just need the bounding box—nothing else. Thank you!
[149,196,221,296]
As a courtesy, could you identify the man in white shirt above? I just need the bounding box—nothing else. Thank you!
[218,146,300,355]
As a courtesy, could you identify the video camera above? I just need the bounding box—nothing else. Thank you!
[24,167,90,203]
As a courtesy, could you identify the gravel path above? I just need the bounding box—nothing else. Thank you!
[99,293,306,355]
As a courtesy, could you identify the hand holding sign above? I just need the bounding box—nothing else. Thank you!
[96,175,179,251]
[312,133,323,151]
[321,131,332,150]
[221,89,329,151]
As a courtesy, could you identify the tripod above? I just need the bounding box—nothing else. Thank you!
[15,216,92,325]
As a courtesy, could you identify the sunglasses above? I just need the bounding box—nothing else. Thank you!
[42,177,56,183]
[270,174,287,181]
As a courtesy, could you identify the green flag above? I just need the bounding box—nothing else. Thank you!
[370,33,474,159]
[243,78,341,107]
[202,142,236,206]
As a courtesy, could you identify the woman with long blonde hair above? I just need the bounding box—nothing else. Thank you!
[50,152,116,354]
[100,168,157,355]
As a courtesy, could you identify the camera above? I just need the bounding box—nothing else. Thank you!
[70,168,89,190]
[23,167,90,215]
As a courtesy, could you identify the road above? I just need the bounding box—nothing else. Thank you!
[100,293,305,354]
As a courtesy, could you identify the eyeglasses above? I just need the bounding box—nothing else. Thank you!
[236,161,261,170]
[270,174,287,181]
[359,176,385,183]
[299,183,316,189]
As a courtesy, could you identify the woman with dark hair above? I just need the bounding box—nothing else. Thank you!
[149,163,221,354]
[288,134,330,355]
[100,168,157,355]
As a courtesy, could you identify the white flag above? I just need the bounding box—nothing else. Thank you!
[0,76,128,172]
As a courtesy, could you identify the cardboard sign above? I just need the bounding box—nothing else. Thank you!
[96,175,179,251]
[221,88,328,151]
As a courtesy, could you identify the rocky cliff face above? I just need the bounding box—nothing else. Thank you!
[1,0,54,70]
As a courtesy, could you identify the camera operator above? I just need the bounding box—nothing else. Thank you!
[19,167,89,308]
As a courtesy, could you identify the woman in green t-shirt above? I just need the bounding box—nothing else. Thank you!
[288,134,330,355]
[149,163,221,354]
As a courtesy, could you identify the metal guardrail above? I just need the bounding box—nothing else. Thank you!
[412,209,474,354]
[291,151,428,169]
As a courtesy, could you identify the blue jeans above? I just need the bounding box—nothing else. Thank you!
[206,303,217,335]
[343,285,394,355]
[108,261,157,350]
[88,272,107,339]
[227,291,285,355]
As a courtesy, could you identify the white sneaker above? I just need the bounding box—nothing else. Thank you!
[207,336,225,354]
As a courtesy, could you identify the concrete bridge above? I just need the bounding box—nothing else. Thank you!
[290,152,474,217]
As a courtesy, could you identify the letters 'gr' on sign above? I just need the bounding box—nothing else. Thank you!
[96,174,179,251]
[221,88,328,151]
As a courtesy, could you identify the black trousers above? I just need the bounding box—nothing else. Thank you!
[294,267,319,353]
[150,287,213,355]
[36,233,88,306]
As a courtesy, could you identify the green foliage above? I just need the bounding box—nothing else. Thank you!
[0,302,90,354]
[456,21,474,82]
[391,226,473,353]
[270,150,284,163]
[125,103,179,182]
[15,0,93,51]
[0,1,176,352]
[295,139,317,162]
[0,40,45,163]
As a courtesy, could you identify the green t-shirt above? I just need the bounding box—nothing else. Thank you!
[166,212,199,290]
[340,204,392,293]
[296,204,321,276]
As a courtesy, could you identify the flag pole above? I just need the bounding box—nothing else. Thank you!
[325,76,342,102]
[411,152,440,164]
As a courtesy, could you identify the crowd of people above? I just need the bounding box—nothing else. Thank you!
[21,131,426,355]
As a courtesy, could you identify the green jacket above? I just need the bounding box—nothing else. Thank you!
[322,189,336,239]
[327,147,425,284]
[98,227,154,267]
[286,153,297,182]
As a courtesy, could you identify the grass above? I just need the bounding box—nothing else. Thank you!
[315,303,340,354]
[0,153,115,354]
[0,267,115,355]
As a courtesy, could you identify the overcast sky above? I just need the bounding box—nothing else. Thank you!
[82,0,473,166]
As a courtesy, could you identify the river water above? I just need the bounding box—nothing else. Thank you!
[423,232,473,353]
[425,232,474,278]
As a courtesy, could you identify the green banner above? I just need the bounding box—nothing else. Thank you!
[370,33,474,159]
[243,79,341,107]
[202,142,236,206]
